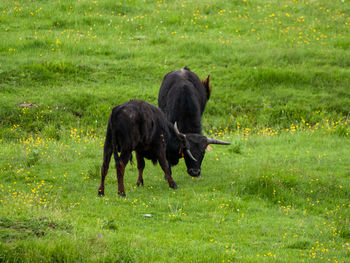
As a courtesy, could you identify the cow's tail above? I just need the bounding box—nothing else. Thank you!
[102,118,115,171]
[105,113,133,167]
[108,116,133,164]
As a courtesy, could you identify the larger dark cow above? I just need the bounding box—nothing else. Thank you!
[158,67,210,134]
[158,67,229,177]
[98,100,220,197]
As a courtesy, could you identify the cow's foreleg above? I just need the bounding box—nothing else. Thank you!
[136,152,145,186]
[157,151,178,189]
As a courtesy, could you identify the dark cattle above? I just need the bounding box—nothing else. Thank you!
[158,67,210,134]
[158,67,230,177]
[98,99,213,197]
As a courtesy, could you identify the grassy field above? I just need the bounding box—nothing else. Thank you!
[1,0,350,262]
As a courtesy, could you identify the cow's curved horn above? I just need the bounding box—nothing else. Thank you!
[185,149,197,162]
[174,122,180,134]
[207,138,231,145]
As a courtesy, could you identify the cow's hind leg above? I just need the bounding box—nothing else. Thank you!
[115,151,131,197]
[136,152,145,186]
[98,134,113,196]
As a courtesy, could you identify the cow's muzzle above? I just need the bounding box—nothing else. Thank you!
[188,168,201,177]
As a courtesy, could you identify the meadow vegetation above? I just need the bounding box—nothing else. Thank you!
[0,0,349,262]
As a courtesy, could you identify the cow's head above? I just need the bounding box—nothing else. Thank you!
[174,123,230,177]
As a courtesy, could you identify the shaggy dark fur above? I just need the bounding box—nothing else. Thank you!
[158,67,230,177]
[98,100,211,197]
[158,67,211,134]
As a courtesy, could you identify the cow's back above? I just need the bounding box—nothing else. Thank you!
[158,68,208,134]
[111,100,167,151]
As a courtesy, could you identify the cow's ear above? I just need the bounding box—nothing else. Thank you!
[206,145,213,151]
[176,133,186,142]
[202,74,211,100]
[174,123,187,144]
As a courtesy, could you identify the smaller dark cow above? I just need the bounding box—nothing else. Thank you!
[98,100,212,197]
[158,67,230,177]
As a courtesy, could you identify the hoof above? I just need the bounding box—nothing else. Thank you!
[136,181,144,187]
[170,184,178,189]
[118,192,126,197]
[98,189,104,196]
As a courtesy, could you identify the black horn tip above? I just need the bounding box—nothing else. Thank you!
[207,138,231,145]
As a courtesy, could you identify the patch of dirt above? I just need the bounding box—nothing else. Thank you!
[18,103,38,108]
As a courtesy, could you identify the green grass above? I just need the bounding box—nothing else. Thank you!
[1,0,350,262]
[1,129,349,262]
